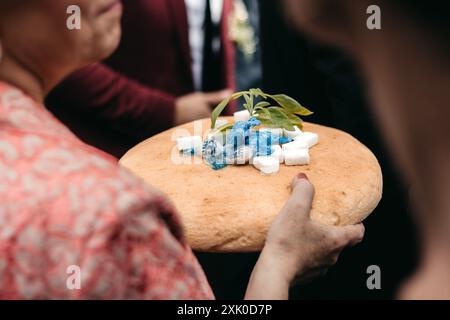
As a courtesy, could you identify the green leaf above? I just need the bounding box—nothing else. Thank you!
[255,117,273,127]
[287,113,304,130]
[211,91,247,128]
[254,101,271,110]
[243,93,251,105]
[231,92,245,100]
[267,107,295,130]
[249,88,267,99]
[210,89,314,129]
[270,94,313,116]
[287,112,302,124]
[243,93,254,115]
[255,107,271,120]
[277,108,303,130]
[211,95,232,128]
[295,108,313,116]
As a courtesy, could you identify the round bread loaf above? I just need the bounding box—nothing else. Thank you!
[120,118,382,252]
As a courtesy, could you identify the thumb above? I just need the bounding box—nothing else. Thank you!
[285,173,315,217]
[203,89,232,105]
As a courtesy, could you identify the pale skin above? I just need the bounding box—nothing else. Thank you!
[246,174,364,299]
[283,0,450,298]
[174,89,232,125]
[0,0,364,299]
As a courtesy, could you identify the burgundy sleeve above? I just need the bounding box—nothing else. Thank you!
[47,63,177,140]
[221,0,237,116]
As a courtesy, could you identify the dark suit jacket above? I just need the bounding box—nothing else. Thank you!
[46,0,236,158]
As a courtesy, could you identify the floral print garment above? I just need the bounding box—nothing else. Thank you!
[0,82,213,299]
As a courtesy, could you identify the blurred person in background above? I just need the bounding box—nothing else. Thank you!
[260,0,417,299]
[46,0,236,158]
[283,0,450,298]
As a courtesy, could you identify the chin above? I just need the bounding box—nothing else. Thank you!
[283,0,348,46]
[91,25,122,62]
[103,24,122,56]
[284,0,324,28]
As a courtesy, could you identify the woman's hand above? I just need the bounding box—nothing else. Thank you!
[245,173,365,299]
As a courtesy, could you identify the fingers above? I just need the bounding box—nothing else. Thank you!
[333,223,365,247]
[203,89,232,105]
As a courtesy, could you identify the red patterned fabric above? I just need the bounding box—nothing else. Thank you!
[0,82,214,300]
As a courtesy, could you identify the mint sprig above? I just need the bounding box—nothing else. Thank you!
[211,88,313,130]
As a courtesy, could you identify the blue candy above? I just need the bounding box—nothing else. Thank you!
[226,126,246,150]
[202,139,227,170]
[279,136,293,145]
[249,130,274,156]
[203,117,275,170]
[225,117,261,151]
[247,117,261,128]
[181,148,196,156]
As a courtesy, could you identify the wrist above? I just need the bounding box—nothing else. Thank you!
[261,241,307,285]
[258,245,296,286]
[245,249,291,299]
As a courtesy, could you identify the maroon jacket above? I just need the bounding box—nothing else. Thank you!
[46,0,236,158]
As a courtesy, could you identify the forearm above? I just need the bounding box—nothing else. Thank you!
[244,248,291,300]
[46,64,177,140]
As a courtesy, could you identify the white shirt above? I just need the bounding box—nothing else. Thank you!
[185,0,223,91]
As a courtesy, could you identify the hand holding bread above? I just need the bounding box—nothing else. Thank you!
[245,173,365,299]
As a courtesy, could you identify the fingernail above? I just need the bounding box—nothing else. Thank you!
[297,172,309,181]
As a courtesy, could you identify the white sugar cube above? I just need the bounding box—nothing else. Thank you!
[281,139,308,151]
[234,110,251,122]
[176,136,202,151]
[284,149,310,166]
[207,132,220,140]
[294,132,319,148]
[235,146,254,165]
[249,155,258,165]
[253,156,280,174]
[283,126,302,139]
[271,145,284,164]
[214,118,229,129]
